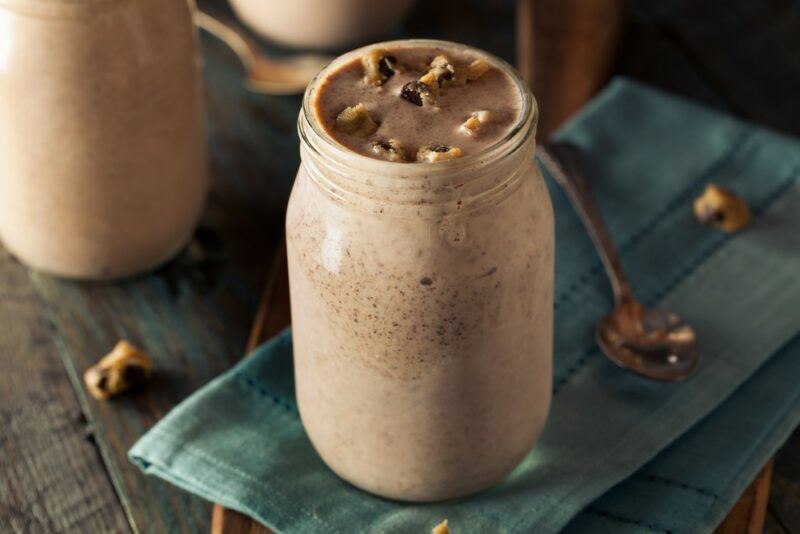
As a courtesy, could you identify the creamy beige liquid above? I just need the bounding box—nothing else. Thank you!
[0,0,207,279]
[228,0,416,50]
[288,41,553,502]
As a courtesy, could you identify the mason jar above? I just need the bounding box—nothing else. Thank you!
[286,41,554,502]
[0,0,208,279]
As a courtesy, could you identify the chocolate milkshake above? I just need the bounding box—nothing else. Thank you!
[0,0,207,279]
[287,40,553,502]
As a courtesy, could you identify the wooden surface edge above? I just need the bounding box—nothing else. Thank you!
[211,240,288,534]
[715,460,774,534]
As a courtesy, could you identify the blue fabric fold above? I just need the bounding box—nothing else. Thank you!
[129,79,800,533]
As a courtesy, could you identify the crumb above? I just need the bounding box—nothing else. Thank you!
[693,183,752,232]
[84,341,154,400]
[431,519,450,534]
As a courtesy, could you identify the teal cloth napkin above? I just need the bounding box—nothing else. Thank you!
[129,79,800,533]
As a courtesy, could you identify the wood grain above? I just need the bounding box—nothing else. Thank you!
[211,242,288,534]
[516,0,627,138]
[769,426,800,533]
[715,460,774,534]
[0,247,130,534]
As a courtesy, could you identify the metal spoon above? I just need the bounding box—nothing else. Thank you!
[538,142,699,382]
[194,10,332,95]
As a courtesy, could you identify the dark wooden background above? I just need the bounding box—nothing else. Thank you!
[1,0,798,532]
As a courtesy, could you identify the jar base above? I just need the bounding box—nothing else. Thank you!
[326,458,526,504]
[3,228,195,282]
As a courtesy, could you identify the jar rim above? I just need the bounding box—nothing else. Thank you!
[300,39,537,179]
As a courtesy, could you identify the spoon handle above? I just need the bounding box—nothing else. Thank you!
[538,142,634,304]
[193,9,259,71]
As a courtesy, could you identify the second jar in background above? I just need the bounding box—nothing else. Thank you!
[0,0,208,279]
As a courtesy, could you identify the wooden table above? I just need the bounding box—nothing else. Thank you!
[1,0,798,532]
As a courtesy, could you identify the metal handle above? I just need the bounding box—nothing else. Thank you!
[538,142,633,305]
[193,9,259,71]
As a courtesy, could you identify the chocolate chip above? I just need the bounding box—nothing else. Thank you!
[437,70,454,85]
[432,145,450,152]
[401,79,438,106]
[122,365,149,388]
[420,277,433,286]
[699,205,725,224]
[96,373,109,392]
[379,55,397,78]
[401,81,426,106]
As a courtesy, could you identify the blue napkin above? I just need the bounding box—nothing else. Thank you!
[129,79,800,533]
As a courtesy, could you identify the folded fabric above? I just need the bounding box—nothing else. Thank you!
[130,78,800,533]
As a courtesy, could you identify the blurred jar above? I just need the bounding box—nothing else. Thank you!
[0,0,208,279]
[228,0,417,50]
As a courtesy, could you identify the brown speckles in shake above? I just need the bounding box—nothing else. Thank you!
[477,266,497,279]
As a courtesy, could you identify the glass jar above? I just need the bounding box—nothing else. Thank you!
[0,0,207,279]
[228,0,417,50]
[287,41,554,502]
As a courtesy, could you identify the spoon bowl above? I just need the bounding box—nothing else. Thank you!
[596,299,699,381]
[539,142,700,382]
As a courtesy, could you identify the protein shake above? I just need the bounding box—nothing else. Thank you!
[0,0,207,279]
[287,40,553,502]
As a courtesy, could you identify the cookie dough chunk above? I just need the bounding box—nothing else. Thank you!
[693,183,752,232]
[420,55,457,91]
[401,81,436,107]
[370,139,407,162]
[424,56,490,88]
[460,110,493,137]
[335,103,378,137]
[84,340,154,400]
[431,519,450,534]
[361,49,400,87]
[464,58,490,81]
[417,144,463,162]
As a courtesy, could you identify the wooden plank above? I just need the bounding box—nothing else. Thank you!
[763,511,790,534]
[0,247,130,533]
[769,427,800,533]
[515,0,627,138]
[211,242,288,534]
[715,460,774,534]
